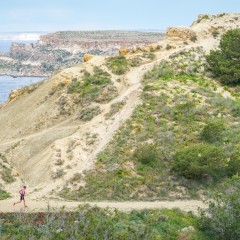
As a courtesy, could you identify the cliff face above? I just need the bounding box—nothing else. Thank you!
[166,13,240,43]
[0,31,164,77]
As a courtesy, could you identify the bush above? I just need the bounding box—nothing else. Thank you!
[128,57,142,67]
[106,56,128,75]
[172,144,227,179]
[0,188,11,200]
[212,31,219,38]
[206,29,240,85]
[166,44,172,50]
[200,120,225,143]
[133,144,158,166]
[67,67,112,103]
[200,176,240,240]
[190,35,198,42]
[0,207,208,239]
[77,106,101,121]
[67,78,81,93]
[143,61,174,81]
[227,148,240,176]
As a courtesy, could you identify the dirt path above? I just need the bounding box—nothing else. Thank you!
[1,198,206,214]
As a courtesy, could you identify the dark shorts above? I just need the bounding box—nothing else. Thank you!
[20,194,25,200]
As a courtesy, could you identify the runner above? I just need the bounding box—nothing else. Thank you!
[13,186,28,208]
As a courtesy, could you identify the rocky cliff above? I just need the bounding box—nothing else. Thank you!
[0,31,164,77]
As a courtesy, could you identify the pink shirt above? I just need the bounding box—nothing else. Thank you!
[19,188,26,195]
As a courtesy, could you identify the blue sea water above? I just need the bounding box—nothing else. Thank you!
[0,40,37,52]
[0,76,45,103]
[0,38,44,103]
[0,40,12,52]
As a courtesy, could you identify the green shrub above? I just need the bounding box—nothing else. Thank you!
[0,207,209,239]
[227,148,240,176]
[206,29,240,85]
[172,144,227,179]
[0,188,11,200]
[67,78,81,93]
[231,100,240,117]
[149,52,156,60]
[166,44,172,50]
[68,67,112,102]
[143,61,174,81]
[128,57,142,67]
[0,163,15,183]
[190,35,198,42]
[133,144,158,166]
[77,106,101,121]
[200,120,225,143]
[105,101,125,119]
[212,31,220,38]
[106,56,128,75]
[200,176,240,240]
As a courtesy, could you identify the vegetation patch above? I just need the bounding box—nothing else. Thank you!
[207,29,240,85]
[0,188,11,200]
[67,66,117,104]
[172,144,227,180]
[105,101,125,119]
[0,154,15,184]
[0,207,209,239]
[142,52,156,60]
[200,176,240,240]
[128,56,143,67]
[77,106,101,121]
[106,56,129,75]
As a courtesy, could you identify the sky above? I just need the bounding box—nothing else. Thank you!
[0,0,239,32]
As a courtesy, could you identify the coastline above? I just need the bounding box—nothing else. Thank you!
[0,72,49,78]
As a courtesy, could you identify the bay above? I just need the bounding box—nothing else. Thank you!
[0,76,45,103]
[0,40,12,52]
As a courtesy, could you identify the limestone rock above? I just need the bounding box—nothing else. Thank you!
[8,89,23,102]
[166,27,197,41]
[131,47,137,53]
[83,54,94,62]
[11,169,19,177]
[119,48,129,56]
[139,46,151,52]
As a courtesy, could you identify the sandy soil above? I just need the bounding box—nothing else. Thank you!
[1,198,206,214]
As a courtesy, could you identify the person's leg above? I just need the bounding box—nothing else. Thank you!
[23,198,28,207]
[13,200,22,206]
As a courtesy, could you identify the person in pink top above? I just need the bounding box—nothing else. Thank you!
[13,186,28,208]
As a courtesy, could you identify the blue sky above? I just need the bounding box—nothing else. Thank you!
[0,0,239,32]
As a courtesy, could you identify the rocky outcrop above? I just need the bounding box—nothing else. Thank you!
[191,13,240,39]
[8,89,24,103]
[83,54,94,62]
[119,48,129,56]
[166,27,197,41]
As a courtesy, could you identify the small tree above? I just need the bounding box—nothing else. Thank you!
[200,176,240,240]
[134,144,158,166]
[172,144,227,179]
[200,120,225,143]
[206,29,240,85]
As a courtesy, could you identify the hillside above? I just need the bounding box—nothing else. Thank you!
[0,13,239,203]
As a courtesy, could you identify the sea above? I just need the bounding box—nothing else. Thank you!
[0,32,45,104]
